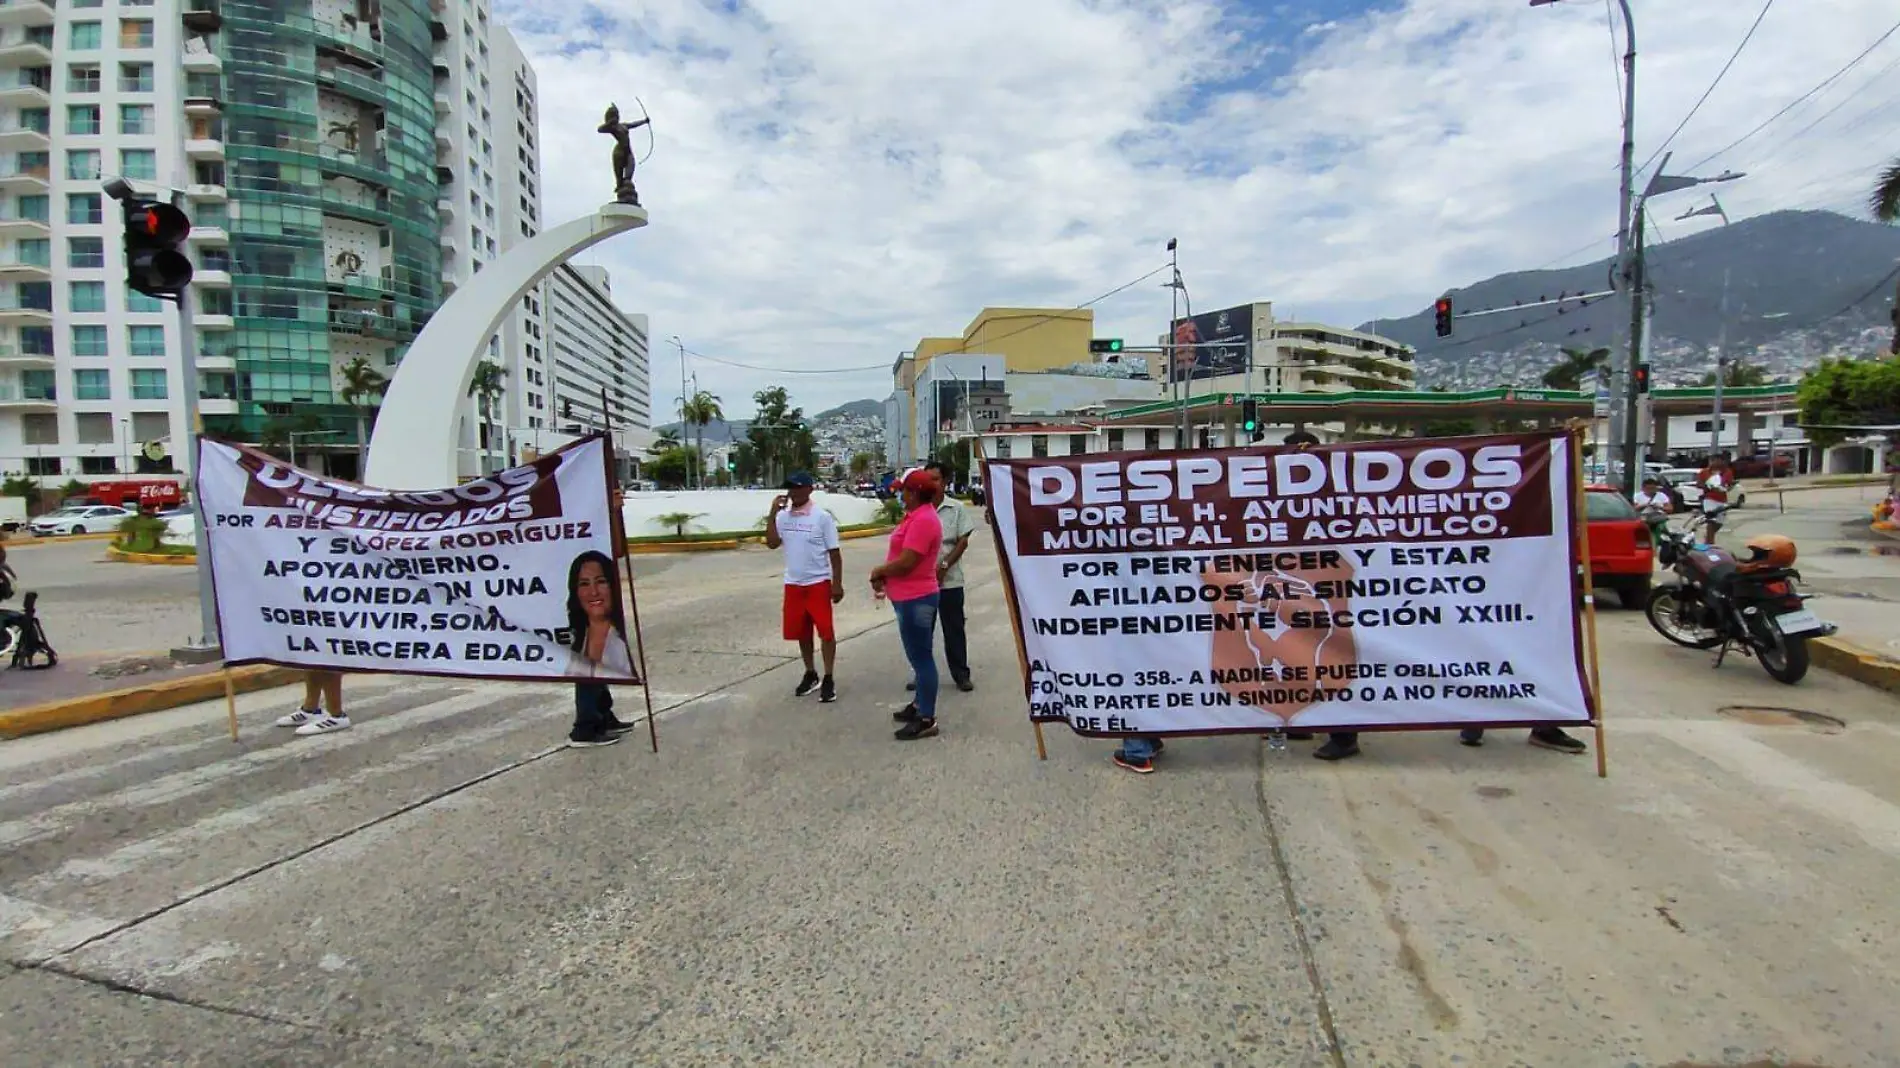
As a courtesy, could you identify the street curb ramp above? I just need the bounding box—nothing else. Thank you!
[0,665,302,740]
[1812,637,1900,695]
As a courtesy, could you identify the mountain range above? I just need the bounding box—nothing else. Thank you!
[1363,209,1900,390]
[654,398,884,443]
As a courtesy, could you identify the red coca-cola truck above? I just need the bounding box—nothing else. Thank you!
[68,479,184,511]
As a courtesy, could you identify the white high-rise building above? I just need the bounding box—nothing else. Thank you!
[433,5,543,478]
[544,261,650,479]
[0,0,203,487]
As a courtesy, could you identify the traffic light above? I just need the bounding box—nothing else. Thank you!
[1433,297,1453,338]
[1088,338,1124,354]
[726,456,736,472]
[122,199,193,301]
[1634,363,1652,393]
[1240,398,1260,440]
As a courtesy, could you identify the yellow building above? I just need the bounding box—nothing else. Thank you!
[912,307,1095,373]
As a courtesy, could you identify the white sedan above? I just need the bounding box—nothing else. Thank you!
[27,504,136,536]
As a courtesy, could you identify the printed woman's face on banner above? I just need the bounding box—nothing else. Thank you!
[575,558,612,623]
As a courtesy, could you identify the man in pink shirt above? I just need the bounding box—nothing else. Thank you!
[871,468,945,740]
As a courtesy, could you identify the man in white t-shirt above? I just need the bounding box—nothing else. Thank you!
[765,471,843,702]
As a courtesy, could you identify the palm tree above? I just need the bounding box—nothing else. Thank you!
[467,360,505,473]
[338,356,387,473]
[1871,160,1900,354]
[1541,347,1611,391]
[680,390,722,490]
[849,451,878,479]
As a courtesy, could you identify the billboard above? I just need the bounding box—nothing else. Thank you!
[1167,303,1253,384]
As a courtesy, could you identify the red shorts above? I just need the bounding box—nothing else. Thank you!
[783,581,836,642]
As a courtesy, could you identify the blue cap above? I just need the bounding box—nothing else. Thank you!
[783,471,816,488]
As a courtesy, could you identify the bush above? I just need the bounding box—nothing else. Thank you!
[59,478,88,500]
[1,474,33,498]
[116,513,170,553]
[879,496,904,525]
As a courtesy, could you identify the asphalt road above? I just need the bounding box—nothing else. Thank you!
[2,528,1899,1065]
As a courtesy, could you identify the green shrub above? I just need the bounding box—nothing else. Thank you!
[116,513,169,554]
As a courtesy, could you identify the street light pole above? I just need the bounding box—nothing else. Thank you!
[670,334,689,489]
[1678,196,1733,456]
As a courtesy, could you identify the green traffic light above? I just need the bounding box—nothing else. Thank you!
[1108,339,1123,352]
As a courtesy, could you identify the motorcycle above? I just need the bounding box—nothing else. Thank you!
[0,588,58,670]
[1643,507,1834,684]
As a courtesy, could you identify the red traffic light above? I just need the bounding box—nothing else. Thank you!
[1434,298,1451,314]
[138,204,191,243]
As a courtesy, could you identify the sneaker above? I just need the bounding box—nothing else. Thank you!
[604,718,637,734]
[892,702,920,722]
[567,732,622,748]
[794,670,821,697]
[1313,736,1360,761]
[293,714,352,736]
[275,707,322,728]
[894,718,939,741]
[819,676,837,703]
[1459,729,1485,748]
[953,674,974,693]
[1112,752,1155,774]
[1528,727,1587,755]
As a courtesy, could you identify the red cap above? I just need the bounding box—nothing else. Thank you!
[897,468,942,495]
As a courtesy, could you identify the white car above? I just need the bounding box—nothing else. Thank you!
[27,504,136,536]
[1660,468,1745,509]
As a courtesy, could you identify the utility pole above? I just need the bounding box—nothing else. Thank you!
[1622,204,1647,495]
[669,334,690,489]
[171,187,219,659]
[1710,267,1729,455]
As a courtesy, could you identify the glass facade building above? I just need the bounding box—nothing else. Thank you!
[208,0,440,453]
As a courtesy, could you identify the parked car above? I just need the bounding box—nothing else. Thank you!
[1659,467,1747,510]
[1730,453,1793,479]
[27,504,135,537]
[1584,485,1654,608]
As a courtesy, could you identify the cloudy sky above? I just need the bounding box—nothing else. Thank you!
[495,0,1900,418]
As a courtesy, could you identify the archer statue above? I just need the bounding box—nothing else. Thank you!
[598,103,652,206]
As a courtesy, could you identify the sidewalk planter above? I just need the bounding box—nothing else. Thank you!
[106,545,198,566]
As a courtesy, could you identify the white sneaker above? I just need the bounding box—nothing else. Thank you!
[275,707,322,728]
[293,714,352,736]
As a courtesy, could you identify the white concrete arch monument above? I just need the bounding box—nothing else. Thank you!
[364,203,649,489]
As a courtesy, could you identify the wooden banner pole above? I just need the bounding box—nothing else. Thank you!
[971,436,1046,760]
[599,388,658,754]
[223,667,239,742]
[1568,424,1608,778]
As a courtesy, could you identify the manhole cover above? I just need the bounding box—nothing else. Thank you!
[1718,706,1846,733]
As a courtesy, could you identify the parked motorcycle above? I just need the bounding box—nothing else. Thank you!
[0,589,57,670]
[1643,507,1833,684]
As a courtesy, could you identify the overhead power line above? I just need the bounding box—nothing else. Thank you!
[1635,0,1773,176]
[1683,13,1900,173]
[677,262,1173,377]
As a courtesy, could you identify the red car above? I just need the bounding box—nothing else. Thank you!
[1584,485,1654,607]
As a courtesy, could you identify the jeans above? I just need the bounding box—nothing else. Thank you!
[893,593,940,721]
[1117,736,1159,761]
[938,585,968,680]
[572,682,614,740]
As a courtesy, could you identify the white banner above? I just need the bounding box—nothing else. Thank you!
[197,435,640,683]
[987,432,1592,736]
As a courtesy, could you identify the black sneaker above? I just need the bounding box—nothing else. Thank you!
[1459,729,1485,747]
[794,670,820,697]
[894,718,938,741]
[819,676,836,703]
[954,674,974,692]
[567,733,622,748]
[1528,727,1587,754]
[604,717,637,734]
[1111,752,1155,774]
[892,702,920,722]
[1313,736,1361,761]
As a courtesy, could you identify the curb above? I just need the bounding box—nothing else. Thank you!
[1,532,119,548]
[0,664,303,740]
[1811,637,1900,695]
[105,545,197,566]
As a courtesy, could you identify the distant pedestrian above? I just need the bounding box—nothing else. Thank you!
[277,670,349,735]
[766,471,843,703]
[1696,453,1736,539]
[874,468,944,740]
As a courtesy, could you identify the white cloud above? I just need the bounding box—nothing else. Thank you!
[498,0,1900,416]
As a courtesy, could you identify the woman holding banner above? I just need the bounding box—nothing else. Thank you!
[873,468,944,741]
[563,550,638,747]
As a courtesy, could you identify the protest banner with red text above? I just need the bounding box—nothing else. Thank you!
[985,431,1592,736]
[196,435,640,683]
